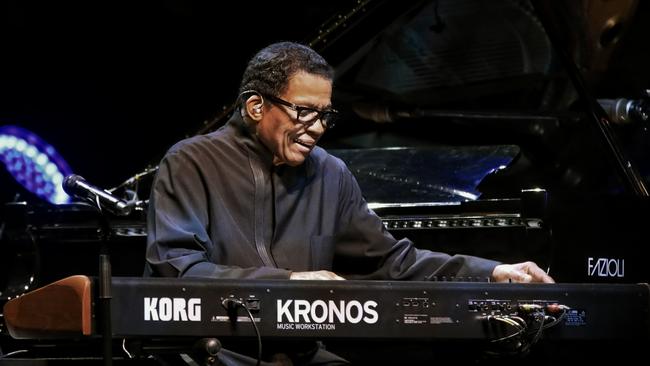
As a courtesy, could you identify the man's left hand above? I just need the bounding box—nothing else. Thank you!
[492,261,554,283]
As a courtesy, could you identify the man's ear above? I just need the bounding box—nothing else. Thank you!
[245,94,264,121]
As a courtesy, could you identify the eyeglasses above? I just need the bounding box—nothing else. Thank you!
[263,94,338,129]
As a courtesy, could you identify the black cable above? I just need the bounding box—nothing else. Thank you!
[518,311,546,355]
[222,298,262,366]
[541,306,569,330]
[485,303,570,358]
[488,316,527,343]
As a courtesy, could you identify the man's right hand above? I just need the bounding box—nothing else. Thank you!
[290,270,346,280]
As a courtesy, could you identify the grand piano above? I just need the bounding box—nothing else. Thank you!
[1,0,650,364]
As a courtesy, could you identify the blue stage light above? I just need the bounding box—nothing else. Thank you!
[0,125,73,204]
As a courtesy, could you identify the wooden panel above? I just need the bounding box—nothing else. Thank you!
[3,275,93,338]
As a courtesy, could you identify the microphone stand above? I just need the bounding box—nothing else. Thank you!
[90,197,114,366]
[64,174,142,365]
[99,247,112,366]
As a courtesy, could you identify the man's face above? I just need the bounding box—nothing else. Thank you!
[256,71,332,166]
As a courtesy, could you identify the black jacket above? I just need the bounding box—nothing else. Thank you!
[146,113,499,280]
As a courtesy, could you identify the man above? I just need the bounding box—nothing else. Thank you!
[146,41,553,365]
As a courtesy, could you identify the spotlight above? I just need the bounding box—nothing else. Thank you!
[0,125,73,204]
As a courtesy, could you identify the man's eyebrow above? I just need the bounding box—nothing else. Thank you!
[288,96,332,110]
[303,103,333,110]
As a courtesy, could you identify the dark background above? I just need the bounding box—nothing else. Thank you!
[0,0,348,202]
[2,0,650,203]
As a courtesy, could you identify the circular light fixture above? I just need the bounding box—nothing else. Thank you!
[0,125,73,204]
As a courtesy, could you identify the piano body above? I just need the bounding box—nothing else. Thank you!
[2,0,650,363]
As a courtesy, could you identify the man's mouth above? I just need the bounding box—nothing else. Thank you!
[294,138,314,149]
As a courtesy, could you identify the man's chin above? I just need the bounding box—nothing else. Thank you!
[273,153,307,167]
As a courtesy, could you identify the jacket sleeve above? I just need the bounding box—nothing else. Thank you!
[145,149,291,280]
[332,164,500,281]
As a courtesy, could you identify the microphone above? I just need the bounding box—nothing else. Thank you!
[597,98,649,124]
[63,174,132,216]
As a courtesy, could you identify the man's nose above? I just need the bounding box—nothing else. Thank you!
[306,118,326,135]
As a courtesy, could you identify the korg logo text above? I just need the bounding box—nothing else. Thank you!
[277,299,378,324]
[587,257,624,278]
[144,297,201,321]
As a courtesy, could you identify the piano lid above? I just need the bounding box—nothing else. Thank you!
[330,145,519,205]
[312,0,650,198]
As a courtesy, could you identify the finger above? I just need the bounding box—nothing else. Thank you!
[315,271,345,280]
[532,269,555,283]
[327,271,346,280]
[509,269,533,283]
[523,263,555,283]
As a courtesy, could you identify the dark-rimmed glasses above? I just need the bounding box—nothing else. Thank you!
[264,94,338,129]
